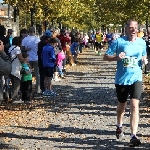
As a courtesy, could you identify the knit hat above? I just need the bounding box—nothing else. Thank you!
[44,30,52,37]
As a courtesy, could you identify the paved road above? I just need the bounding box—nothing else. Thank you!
[0,48,150,149]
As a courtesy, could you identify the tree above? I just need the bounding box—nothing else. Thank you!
[4,0,150,31]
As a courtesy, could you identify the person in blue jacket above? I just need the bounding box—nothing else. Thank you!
[42,37,58,96]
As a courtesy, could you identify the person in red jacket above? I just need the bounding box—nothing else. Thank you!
[57,29,70,70]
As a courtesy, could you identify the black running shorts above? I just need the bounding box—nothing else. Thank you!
[115,81,142,103]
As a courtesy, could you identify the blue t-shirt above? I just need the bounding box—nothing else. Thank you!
[42,44,56,67]
[105,36,147,85]
[91,34,96,40]
[106,33,113,44]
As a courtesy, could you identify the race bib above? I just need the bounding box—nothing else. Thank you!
[123,56,138,68]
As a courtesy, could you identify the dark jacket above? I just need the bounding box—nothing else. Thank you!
[0,36,11,55]
[38,36,47,68]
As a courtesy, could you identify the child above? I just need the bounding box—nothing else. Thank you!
[56,50,66,78]
[70,38,80,64]
[42,37,58,96]
[21,52,32,103]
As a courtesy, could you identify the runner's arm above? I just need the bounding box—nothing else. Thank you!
[103,54,120,61]
[103,40,119,61]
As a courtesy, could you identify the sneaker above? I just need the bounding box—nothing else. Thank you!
[71,63,76,66]
[42,91,49,97]
[13,99,24,103]
[61,75,66,79]
[24,100,31,104]
[98,52,101,56]
[33,93,42,98]
[48,91,58,97]
[53,78,61,81]
[129,136,141,147]
[116,126,124,139]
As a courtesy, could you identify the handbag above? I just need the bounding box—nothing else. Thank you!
[0,54,12,76]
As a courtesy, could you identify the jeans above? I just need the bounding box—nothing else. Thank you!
[57,66,63,76]
[29,61,41,93]
[62,57,66,69]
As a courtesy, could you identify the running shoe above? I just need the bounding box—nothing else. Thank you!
[42,91,49,97]
[48,90,58,97]
[129,136,141,147]
[116,126,124,139]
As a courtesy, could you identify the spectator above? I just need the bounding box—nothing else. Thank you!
[42,38,58,96]
[55,50,66,79]
[21,52,32,103]
[22,27,41,98]
[52,30,62,81]
[38,31,52,93]
[0,41,11,104]
[20,28,28,41]
[70,38,80,63]
[8,37,25,102]
[57,29,70,70]
[0,25,11,55]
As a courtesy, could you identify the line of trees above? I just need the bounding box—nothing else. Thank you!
[4,0,150,31]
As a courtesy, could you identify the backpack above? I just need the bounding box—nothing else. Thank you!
[0,46,18,77]
[0,54,12,77]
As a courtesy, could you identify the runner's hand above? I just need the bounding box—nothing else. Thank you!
[118,52,126,60]
[142,57,148,65]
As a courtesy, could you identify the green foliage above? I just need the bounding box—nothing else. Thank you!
[3,0,150,31]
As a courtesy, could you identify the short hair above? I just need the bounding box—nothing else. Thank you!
[75,38,80,42]
[22,52,29,58]
[49,38,58,44]
[12,37,22,46]
[29,27,35,33]
[125,19,138,27]
[20,28,28,37]
[8,29,13,34]
[40,35,46,41]
[20,28,28,34]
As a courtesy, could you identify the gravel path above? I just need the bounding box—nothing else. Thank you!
[0,48,150,150]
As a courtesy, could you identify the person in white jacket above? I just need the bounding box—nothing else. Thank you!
[8,37,25,102]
